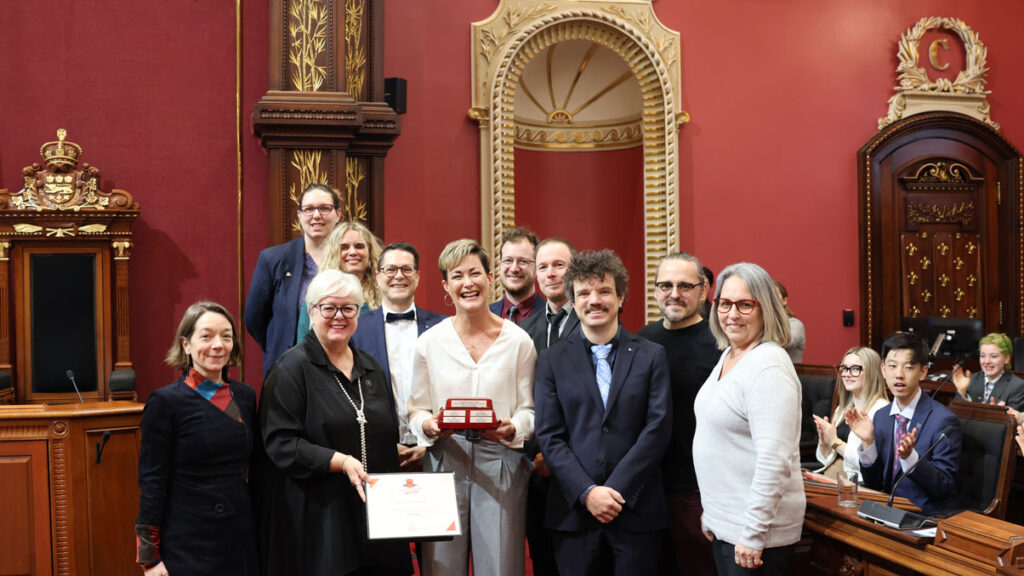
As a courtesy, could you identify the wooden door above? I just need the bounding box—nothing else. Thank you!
[859,112,1023,349]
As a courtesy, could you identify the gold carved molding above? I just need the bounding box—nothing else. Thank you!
[879,17,997,130]
[470,0,686,322]
[344,0,367,100]
[907,200,975,226]
[288,0,329,92]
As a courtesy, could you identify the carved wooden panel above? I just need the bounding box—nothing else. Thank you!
[254,0,399,245]
[859,113,1022,348]
[0,441,51,576]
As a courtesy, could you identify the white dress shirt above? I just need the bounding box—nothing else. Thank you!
[382,303,419,445]
[859,387,923,472]
[408,318,536,448]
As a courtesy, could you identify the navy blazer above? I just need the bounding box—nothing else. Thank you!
[519,305,580,351]
[489,294,546,321]
[351,305,446,394]
[245,237,305,377]
[960,371,1024,411]
[534,327,672,532]
[861,391,962,516]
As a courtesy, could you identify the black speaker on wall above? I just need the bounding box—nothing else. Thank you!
[385,77,407,115]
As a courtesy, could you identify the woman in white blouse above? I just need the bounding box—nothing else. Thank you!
[813,347,890,482]
[408,238,536,576]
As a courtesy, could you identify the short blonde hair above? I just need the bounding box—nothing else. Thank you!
[321,221,382,309]
[438,238,490,281]
[165,301,242,371]
[305,269,364,310]
[709,262,791,350]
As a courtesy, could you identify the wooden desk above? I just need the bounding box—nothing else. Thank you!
[800,485,1024,575]
[0,402,143,576]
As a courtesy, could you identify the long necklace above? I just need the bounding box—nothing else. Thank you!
[332,372,368,472]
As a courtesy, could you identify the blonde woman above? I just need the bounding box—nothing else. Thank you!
[321,220,383,312]
[812,347,890,482]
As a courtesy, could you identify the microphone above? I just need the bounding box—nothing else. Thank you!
[930,357,967,399]
[857,424,955,530]
[95,430,112,464]
[887,424,955,507]
[66,369,84,403]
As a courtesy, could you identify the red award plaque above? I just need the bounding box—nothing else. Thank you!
[437,398,498,430]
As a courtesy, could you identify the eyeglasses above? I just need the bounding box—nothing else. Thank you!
[715,298,759,315]
[315,303,360,319]
[380,265,417,277]
[655,281,701,294]
[298,204,336,216]
[500,257,535,268]
[836,364,863,377]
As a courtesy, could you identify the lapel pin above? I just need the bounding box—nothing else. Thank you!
[285,272,292,277]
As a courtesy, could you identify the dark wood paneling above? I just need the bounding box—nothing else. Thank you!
[0,441,51,576]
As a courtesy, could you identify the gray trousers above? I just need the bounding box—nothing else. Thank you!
[420,434,530,576]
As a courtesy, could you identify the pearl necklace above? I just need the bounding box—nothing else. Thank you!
[332,373,368,472]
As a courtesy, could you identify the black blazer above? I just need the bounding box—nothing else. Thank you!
[961,371,1024,411]
[519,305,580,350]
[137,376,259,576]
[534,328,672,532]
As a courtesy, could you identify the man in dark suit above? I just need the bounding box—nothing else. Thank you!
[637,252,718,576]
[352,241,444,470]
[519,237,579,576]
[489,226,546,322]
[535,250,672,576]
[848,331,962,516]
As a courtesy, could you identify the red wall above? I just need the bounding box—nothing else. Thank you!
[516,148,646,330]
[3,1,1024,399]
[383,0,1024,364]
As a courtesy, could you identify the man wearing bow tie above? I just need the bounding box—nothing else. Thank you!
[353,242,445,471]
[535,250,672,576]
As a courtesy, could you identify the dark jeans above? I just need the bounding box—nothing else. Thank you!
[711,538,794,576]
[660,490,715,576]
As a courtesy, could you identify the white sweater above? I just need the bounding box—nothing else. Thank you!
[693,342,806,550]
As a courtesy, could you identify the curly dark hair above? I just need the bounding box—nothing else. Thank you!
[565,250,629,302]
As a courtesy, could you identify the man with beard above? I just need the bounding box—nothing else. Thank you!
[519,237,580,576]
[535,250,671,576]
[638,252,718,576]
[490,226,546,323]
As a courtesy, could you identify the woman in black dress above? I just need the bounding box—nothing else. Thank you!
[136,301,258,576]
[258,269,411,576]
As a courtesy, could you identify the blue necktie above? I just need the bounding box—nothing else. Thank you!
[591,344,613,407]
[386,311,415,323]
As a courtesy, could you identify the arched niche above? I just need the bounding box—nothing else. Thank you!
[470,0,687,321]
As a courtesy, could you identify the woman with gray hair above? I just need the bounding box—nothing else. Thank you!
[692,262,805,575]
[257,269,411,576]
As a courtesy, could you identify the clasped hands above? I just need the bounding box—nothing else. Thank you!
[585,485,625,524]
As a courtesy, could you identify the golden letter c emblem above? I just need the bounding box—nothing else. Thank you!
[929,39,950,71]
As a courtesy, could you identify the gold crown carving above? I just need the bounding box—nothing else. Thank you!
[39,129,82,170]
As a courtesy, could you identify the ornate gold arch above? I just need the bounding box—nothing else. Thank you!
[470,0,687,322]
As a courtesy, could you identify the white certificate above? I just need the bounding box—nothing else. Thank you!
[365,472,462,540]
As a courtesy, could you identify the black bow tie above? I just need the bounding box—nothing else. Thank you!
[385,311,415,323]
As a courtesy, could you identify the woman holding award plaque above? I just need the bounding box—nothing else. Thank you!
[257,269,411,576]
[408,238,537,576]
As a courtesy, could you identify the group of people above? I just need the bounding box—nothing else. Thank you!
[136,183,1015,576]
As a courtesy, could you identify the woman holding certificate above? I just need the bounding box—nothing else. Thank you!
[408,238,537,576]
[258,269,411,576]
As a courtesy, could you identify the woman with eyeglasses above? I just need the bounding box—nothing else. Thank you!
[812,347,890,481]
[693,263,804,575]
[322,220,383,314]
[245,184,342,376]
[257,269,412,576]
[407,239,536,576]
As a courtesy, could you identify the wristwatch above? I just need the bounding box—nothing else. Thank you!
[830,440,844,453]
